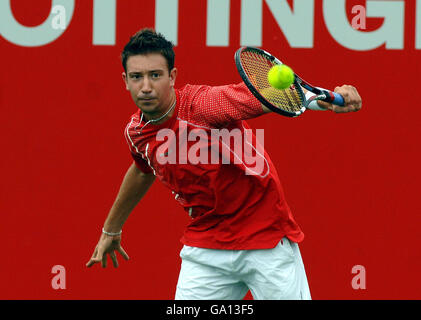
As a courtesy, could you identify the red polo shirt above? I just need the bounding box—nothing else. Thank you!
[124,83,304,249]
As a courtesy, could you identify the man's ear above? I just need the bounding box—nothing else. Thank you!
[169,68,177,88]
[122,72,129,90]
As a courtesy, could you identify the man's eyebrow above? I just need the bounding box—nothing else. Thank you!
[128,69,164,75]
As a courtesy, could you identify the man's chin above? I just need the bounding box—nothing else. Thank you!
[137,103,162,118]
[137,101,158,111]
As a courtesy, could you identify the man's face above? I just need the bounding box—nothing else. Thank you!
[122,53,177,118]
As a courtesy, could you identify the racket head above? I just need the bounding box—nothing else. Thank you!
[235,47,306,118]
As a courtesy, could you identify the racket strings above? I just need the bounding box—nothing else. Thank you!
[240,51,303,112]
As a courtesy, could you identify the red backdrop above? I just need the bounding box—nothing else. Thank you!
[1,0,420,299]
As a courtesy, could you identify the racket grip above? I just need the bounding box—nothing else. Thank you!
[330,92,345,106]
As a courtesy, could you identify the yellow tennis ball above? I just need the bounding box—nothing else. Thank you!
[267,64,295,90]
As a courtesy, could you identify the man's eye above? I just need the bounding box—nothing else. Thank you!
[131,74,141,79]
[151,73,161,79]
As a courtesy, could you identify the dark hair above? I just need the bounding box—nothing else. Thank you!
[121,28,175,73]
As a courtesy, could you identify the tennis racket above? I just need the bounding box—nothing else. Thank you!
[234,46,345,117]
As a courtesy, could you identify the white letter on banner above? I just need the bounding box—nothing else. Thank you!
[240,0,314,48]
[155,0,178,45]
[207,0,230,46]
[416,0,421,49]
[265,0,314,48]
[323,0,404,50]
[0,0,75,47]
[240,0,262,47]
[93,0,116,45]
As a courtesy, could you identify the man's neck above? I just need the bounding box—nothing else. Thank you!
[143,91,176,125]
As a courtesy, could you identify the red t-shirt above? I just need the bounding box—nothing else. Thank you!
[124,83,304,249]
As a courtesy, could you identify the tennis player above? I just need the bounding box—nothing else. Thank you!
[86,29,362,300]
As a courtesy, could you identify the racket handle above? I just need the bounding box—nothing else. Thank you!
[331,92,345,106]
[317,88,345,106]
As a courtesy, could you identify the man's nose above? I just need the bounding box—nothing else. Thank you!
[141,77,152,93]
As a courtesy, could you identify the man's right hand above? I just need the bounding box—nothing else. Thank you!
[86,233,130,268]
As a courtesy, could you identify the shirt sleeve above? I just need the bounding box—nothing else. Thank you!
[190,82,265,127]
[131,152,154,174]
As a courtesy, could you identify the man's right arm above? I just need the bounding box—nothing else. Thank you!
[102,162,156,233]
[86,162,155,268]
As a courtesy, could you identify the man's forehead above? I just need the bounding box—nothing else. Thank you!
[126,53,167,73]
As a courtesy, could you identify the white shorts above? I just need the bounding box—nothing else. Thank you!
[175,237,311,300]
